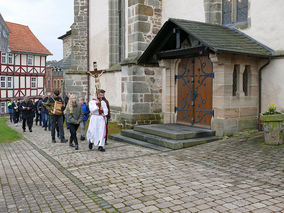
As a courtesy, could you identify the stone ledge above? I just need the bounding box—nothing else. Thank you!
[65,71,88,75]
[106,64,122,72]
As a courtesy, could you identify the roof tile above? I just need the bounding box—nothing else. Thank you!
[5,21,51,55]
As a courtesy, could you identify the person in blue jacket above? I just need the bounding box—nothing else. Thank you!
[7,99,14,123]
[79,98,90,141]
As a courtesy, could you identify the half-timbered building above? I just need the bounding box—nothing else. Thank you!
[0,21,51,114]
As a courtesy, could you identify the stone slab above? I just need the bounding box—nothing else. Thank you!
[119,129,221,150]
[134,123,216,140]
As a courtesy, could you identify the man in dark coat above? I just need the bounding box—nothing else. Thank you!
[20,96,34,132]
[45,90,67,143]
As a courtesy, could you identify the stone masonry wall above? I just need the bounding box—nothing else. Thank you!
[63,36,72,60]
[210,53,259,136]
[204,0,222,25]
[120,64,163,126]
[128,0,162,57]
[64,0,89,100]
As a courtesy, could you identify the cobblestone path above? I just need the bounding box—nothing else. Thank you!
[0,123,283,212]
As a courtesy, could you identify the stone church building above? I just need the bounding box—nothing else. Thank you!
[62,0,284,136]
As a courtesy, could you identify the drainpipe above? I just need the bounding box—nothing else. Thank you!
[258,57,271,130]
[87,0,90,102]
[118,0,122,63]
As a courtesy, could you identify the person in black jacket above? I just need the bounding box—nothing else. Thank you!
[20,96,34,132]
[34,98,42,126]
[45,90,67,143]
[12,99,20,126]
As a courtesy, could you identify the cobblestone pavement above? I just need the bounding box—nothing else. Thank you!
[1,122,283,212]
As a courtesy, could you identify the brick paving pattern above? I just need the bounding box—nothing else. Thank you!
[0,123,283,212]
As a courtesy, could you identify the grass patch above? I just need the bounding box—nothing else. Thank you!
[0,117,22,144]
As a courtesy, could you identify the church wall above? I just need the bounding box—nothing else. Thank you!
[262,57,284,113]
[239,0,284,114]
[89,0,109,71]
[162,0,205,24]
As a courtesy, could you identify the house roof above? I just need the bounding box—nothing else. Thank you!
[6,21,51,55]
[138,18,274,64]
[58,30,71,40]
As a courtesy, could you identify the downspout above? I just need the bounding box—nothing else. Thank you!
[118,0,122,63]
[258,57,271,130]
[87,0,90,102]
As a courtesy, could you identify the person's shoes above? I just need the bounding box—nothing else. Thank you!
[98,146,105,152]
[44,127,47,131]
[61,139,68,143]
[52,140,56,143]
[75,145,79,150]
[29,129,32,132]
[23,129,26,132]
[36,123,38,126]
[89,142,93,150]
[80,136,85,141]
[105,141,108,145]
[69,143,75,147]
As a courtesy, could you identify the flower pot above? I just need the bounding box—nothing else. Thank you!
[260,114,284,145]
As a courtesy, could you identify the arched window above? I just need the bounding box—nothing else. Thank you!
[232,65,239,96]
[222,0,248,25]
[243,66,249,96]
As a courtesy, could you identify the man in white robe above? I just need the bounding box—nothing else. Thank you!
[86,97,108,152]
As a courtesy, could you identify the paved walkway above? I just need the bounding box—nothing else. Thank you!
[0,122,283,212]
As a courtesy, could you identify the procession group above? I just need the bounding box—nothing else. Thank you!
[7,89,110,152]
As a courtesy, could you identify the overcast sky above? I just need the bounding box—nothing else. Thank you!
[0,0,74,61]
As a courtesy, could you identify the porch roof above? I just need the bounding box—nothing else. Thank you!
[138,18,274,65]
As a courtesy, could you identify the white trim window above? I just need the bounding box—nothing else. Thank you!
[0,76,6,88]
[8,53,13,64]
[28,55,33,66]
[31,77,37,88]
[1,52,7,64]
[7,76,13,88]
[0,102,6,114]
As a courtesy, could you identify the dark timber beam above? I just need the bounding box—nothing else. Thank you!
[158,46,207,59]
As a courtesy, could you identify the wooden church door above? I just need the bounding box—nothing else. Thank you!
[176,56,213,127]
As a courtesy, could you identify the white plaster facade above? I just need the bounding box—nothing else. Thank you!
[162,0,205,24]
[89,0,110,71]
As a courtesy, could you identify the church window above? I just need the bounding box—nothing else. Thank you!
[47,79,51,89]
[31,77,37,88]
[222,0,248,25]
[222,0,232,25]
[237,0,248,23]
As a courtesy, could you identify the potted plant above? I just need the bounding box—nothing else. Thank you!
[260,104,284,145]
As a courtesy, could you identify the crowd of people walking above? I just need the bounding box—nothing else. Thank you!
[7,89,110,152]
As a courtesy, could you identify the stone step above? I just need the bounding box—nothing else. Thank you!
[109,134,172,152]
[119,129,222,150]
[134,123,216,140]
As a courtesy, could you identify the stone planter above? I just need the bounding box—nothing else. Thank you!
[260,114,284,145]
